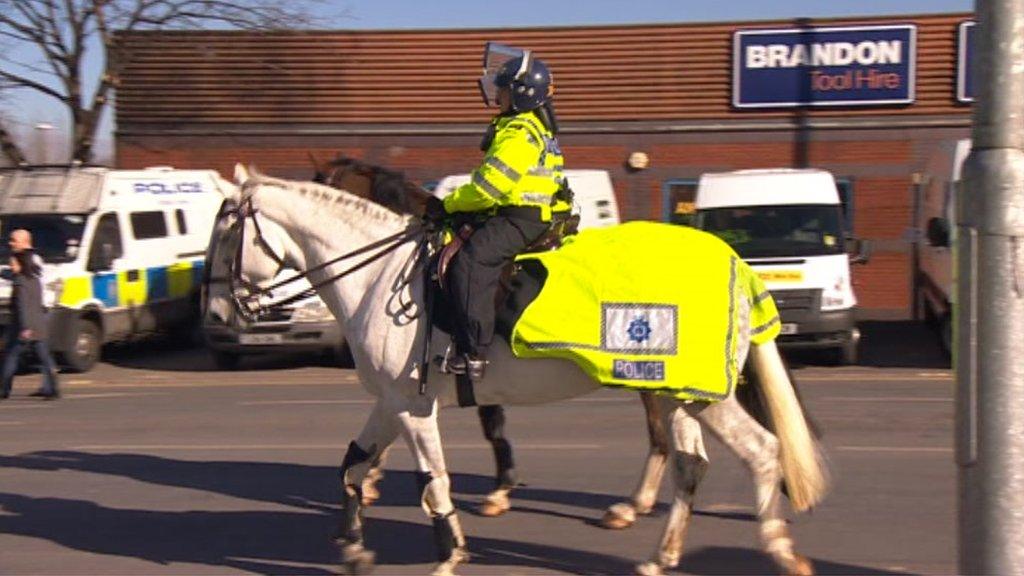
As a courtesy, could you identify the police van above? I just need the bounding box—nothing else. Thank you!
[694,168,869,364]
[200,204,346,370]
[0,165,231,372]
[432,169,622,229]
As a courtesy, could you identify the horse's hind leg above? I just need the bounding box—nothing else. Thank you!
[336,400,401,575]
[398,396,469,576]
[477,404,518,517]
[602,391,670,529]
[693,394,814,576]
[635,396,708,575]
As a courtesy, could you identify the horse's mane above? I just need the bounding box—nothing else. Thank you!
[246,167,410,227]
[313,155,433,217]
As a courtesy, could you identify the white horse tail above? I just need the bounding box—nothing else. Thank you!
[748,340,830,512]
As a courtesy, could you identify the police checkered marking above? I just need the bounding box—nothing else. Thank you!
[601,303,678,355]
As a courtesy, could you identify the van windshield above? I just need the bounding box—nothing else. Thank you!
[696,204,845,258]
[0,214,88,263]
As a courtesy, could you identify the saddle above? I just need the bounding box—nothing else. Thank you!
[435,212,579,293]
[427,213,577,339]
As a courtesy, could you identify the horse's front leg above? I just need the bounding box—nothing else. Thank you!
[477,404,518,517]
[336,400,400,575]
[602,391,671,529]
[399,395,469,576]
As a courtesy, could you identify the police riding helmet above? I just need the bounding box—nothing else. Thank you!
[494,53,553,112]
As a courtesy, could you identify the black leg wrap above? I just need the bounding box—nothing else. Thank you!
[432,510,467,562]
[415,470,434,496]
[337,441,375,544]
[339,440,375,479]
[478,405,517,488]
[674,452,710,496]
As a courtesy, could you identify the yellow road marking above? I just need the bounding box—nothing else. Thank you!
[822,397,951,402]
[238,399,373,406]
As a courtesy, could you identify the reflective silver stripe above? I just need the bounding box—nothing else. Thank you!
[486,156,522,182]
[751,315,781,336]
[753,291,772,305]
[528,166,556,177]
[473,171,505,199]
[723,255,738,399]
[520,192,554,204]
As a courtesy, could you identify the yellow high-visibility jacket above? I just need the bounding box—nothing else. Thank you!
[443,110,570,221]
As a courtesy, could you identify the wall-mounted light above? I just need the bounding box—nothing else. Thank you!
[627,151,649,171]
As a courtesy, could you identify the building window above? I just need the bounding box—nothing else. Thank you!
[663,178,700,226]
[130,211,168,240]
[175,209,188,235]
[834,177,855,233]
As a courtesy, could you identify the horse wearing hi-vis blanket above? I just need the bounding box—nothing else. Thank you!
[228,164,828,576]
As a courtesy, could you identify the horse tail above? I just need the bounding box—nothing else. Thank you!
[747,340,830,512]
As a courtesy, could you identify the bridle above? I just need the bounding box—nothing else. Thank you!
[226,194,427,323]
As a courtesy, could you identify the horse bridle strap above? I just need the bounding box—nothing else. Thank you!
[231,196,424,318]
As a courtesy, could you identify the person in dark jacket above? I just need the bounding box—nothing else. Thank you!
[0,229,59,400]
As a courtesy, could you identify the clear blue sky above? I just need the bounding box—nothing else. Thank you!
[8,0,972,163]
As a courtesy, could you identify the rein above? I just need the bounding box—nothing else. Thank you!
[228,196,425,321]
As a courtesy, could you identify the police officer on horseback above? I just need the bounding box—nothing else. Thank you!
[425,49,571,381]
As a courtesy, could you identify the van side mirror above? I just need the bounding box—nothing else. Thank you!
[846,237,871,265]
[926,217,951,248]
[88,243,115,272]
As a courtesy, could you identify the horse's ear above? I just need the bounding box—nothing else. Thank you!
[234,163,250,185]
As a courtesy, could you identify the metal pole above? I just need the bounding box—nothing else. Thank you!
[958,1,1024,573]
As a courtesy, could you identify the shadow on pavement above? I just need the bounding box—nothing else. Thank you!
[681,546,916,575]
[0,451,901,575]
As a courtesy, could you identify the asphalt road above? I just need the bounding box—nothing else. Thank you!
[0,322,954,575]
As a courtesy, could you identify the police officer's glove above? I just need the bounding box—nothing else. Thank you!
[423,196,448,228]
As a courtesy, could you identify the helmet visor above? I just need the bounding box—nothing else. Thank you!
[478,42,524,107]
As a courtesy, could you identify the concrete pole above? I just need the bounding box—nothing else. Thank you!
[958,1,1024,573]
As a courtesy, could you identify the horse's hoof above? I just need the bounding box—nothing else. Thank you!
[634,561,664,576]
[431,547,470,576]
[600,502,637,530]
[478,493,510,517]
[785,553,814,576]
[360,488,380,507]
[341,544,376,575]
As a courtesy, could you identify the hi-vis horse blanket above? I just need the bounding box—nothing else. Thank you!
[510,222,780,401]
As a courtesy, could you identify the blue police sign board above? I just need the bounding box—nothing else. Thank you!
[957,21,975,103]
[733,25,917,108]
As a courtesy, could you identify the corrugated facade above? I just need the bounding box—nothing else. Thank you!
[115,12,975,318]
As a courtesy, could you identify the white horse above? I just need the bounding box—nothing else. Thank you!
[228,165,827,576]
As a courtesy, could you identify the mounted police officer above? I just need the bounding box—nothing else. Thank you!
[425,50,571,381]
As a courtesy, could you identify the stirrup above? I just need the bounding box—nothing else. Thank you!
[433,345,486,380]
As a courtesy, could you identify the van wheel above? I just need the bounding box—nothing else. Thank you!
[211,350,241,371]
[61,319,101,373]
[838,339,858,365]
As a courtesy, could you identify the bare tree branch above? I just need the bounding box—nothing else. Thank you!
[1,0,325,162]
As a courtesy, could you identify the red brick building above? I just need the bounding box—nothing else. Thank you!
[115,12,974,319]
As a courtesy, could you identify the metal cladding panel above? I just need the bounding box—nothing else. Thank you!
[116,12,969,127]
[0,169,104,214]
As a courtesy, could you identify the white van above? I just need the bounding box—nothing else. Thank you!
[200,203,345,370]
[0,165,230,371]
[432,169,621,229]
[694,168,868,364]
[917,138,970,356]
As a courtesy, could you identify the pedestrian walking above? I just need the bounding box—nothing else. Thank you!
[1,229,60,400]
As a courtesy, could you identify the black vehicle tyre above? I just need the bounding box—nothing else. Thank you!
[211,349,242,371]
[839,338,859,366]
[939,313,953,359]
[60,319,102,373]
